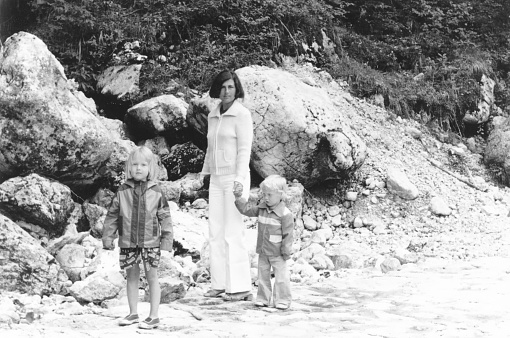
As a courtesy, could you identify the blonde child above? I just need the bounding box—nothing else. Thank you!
[103,146,173,329]
[234,174,294,309]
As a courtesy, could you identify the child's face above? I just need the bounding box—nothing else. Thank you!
[261,188,283,208]
[130,156,150,181]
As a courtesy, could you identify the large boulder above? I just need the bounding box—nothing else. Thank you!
[0,174,75,236]
[124,94,188,141]
[485,117,510,184]
[0,214,61,295]
[187,66,366,187]
[238,66,366,187]
[0,32,131,190]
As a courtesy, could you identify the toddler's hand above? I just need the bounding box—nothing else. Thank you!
[233,181,243,198]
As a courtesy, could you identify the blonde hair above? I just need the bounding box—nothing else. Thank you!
[260,174,288,199]
[124,146,159,181]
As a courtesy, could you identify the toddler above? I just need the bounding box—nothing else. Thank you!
[234,174,294,309]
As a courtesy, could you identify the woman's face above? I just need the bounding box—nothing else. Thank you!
[220,79,236,106]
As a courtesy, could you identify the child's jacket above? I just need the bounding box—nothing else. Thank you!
[102,179,173,251]
[235,199,294,260]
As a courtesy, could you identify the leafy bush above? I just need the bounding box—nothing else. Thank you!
[17,0,510,137]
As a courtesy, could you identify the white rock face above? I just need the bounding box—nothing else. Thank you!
[0,32,132,189]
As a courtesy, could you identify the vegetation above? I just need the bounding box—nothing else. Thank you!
[13,0,510,137]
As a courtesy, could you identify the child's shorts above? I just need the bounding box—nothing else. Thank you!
[119,247,161,271]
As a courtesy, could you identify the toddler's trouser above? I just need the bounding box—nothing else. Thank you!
[257,253,291,306]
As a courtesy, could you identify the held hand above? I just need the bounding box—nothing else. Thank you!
[233,181,243,198]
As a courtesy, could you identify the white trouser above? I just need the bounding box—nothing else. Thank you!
[208,173,251,293]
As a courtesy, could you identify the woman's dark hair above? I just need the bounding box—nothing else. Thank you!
[209,70,245,99]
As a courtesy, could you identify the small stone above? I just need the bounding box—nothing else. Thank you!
[345,191,358,201]
[353,217,363,228]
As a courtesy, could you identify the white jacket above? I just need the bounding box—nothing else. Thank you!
[201,100,253,183]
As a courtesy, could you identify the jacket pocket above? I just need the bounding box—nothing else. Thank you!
[118,216,123,236]
[215,149,233,168]
[152,216,159,236]
[269,235,282,243]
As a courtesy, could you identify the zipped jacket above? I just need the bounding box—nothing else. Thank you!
[201,99,253,183]
[102,179,173,251]
[235,199,294,260]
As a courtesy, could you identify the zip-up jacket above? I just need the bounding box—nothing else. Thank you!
[235,199,294,260]
[201,99,253,183]
[102,179,173,251]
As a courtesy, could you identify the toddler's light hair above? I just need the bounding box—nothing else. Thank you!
[124,146,159,181]
[260,174,288,199]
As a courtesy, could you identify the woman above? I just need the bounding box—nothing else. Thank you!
[197,69,253,301]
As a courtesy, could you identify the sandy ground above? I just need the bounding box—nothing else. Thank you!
[3,256,510,338]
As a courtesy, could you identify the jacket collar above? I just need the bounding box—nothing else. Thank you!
[210,99,242,118]
[258,201,286,217]
[124,179,157,188]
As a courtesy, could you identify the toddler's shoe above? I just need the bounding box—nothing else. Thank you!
[118,314,139,326]
[138,317,160,329]
[275,303,289,310]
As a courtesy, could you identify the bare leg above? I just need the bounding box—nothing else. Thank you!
[145,266,161,319]
[126,264,140,315]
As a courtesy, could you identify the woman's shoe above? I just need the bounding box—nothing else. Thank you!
[254,301,268,307]
[204,289,225,298]
[223,291,253,301]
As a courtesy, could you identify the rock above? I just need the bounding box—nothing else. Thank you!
[309,253,334,270]
[172,210,208,256]
[150,277,186,303]
[125,94,188,140]
[311,228,333,245]
[406,127,422,139]
[327,205,341,217]
[88,189,115,209]
[0,32,128,190]
[330,254,353,269]
[345,191,358,201]
[69,269,124,303]
[96,64,142,101]
[462,74,495,124]
[162,142,205,181]
[353,216,363,228]
[191,198,208,209]
[380,257,401,273]
[0,214,60,295]
[159,181,182,203]
[82,202,107,238]
[302,214,318,231]
[0,174,75,237]
[55,244,87,282]
[394,249,419,265]
[429,196,452,216]
[386,167,419,200]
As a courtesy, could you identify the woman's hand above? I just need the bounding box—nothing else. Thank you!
[233,181,243,198]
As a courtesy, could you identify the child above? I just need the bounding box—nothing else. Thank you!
[102,146,173,329]
[234,174,294,310]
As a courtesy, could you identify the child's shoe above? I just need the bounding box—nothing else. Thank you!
[138,317,160,329]
[118,314,139,326]
[275,303,289,310]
